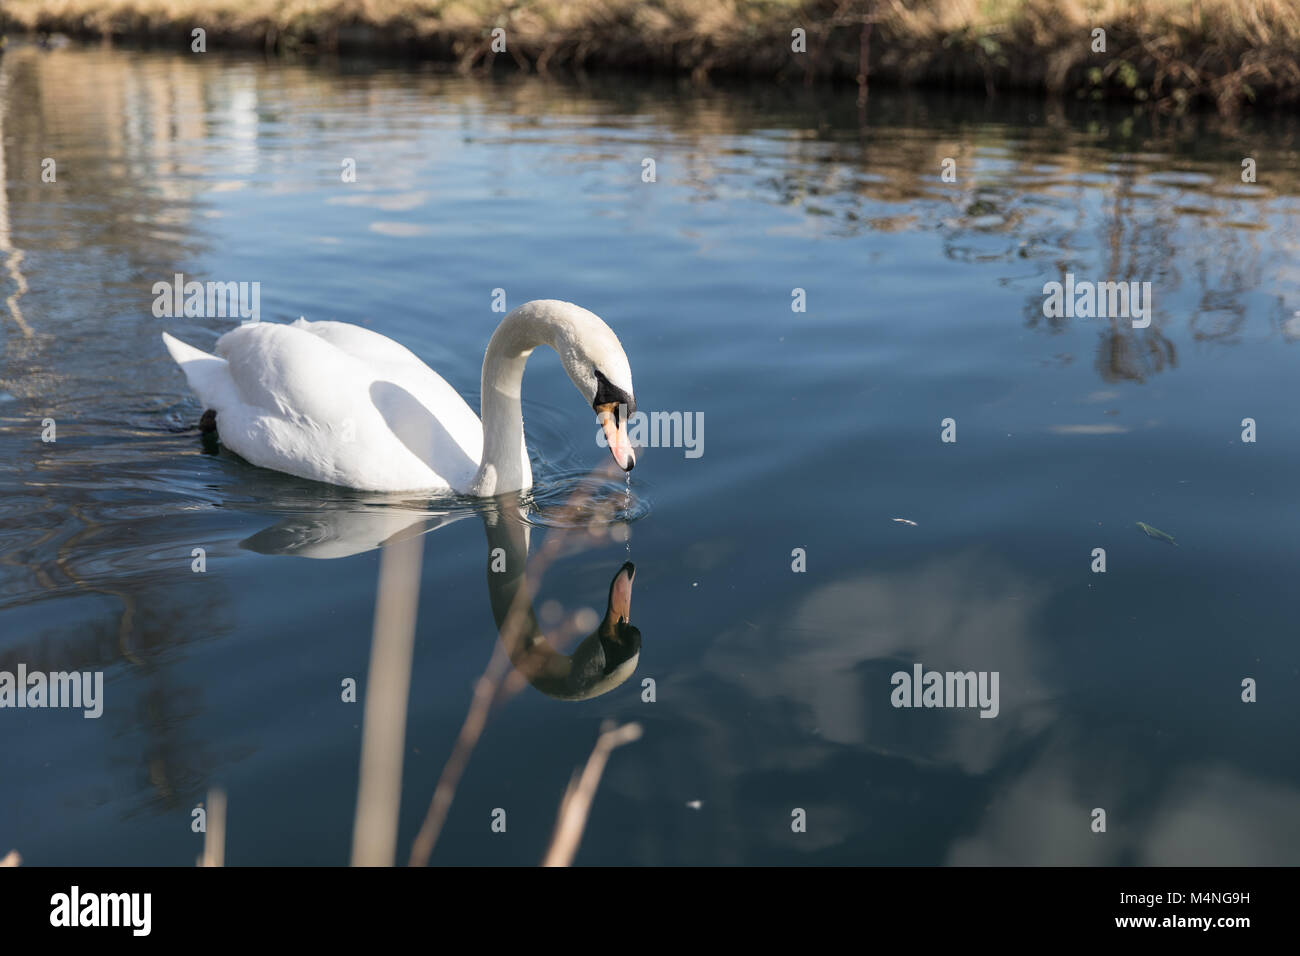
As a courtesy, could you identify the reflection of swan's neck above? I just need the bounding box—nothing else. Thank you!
[480,498,640,702]
[481,497,555,674]
[473,305,561,496]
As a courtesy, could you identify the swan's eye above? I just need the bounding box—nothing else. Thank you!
[592,368,635,416]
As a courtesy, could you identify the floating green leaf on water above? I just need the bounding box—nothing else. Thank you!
[1136,521,1178,546]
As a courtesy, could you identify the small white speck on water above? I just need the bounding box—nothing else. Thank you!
[686,800,703,810]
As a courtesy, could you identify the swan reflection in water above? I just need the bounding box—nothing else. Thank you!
[239,492,641,701]
[480,496,640,700]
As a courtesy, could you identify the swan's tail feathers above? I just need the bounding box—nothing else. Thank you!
[161,330,214,365]
[161,332,237,411]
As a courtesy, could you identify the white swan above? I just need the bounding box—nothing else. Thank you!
[161,299,637,495]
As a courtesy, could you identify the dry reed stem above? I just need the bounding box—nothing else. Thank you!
[408,462,627,866]
[541,720,643,867]
[406,640,509,867]
[198,787,226,867]
[351,531,424,866]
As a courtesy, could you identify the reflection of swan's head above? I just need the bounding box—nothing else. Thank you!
[522,561,641,702]
[561,561,641,697]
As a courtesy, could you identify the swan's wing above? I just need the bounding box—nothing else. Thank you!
[290,318,437,383]
[287,319,484,479]
[215,322,367,427]
[289,318,482,450]
[213,322,478,491]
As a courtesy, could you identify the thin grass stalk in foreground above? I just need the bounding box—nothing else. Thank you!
[406,642,512,868]
[351,532,423,866]
[199,787,226,867]
[542,721,643,867]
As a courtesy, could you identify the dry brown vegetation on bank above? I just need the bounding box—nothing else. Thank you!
[2,1,1297,114]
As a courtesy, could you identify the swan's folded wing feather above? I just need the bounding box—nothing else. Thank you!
[293,320,475,408]
[215,322,369,426]
[290,319,483,462]
[289,318,428,375]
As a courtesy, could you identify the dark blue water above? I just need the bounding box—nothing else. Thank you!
[1,45,1298,865]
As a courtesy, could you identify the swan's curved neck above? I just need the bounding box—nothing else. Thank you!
[471,304,560,496]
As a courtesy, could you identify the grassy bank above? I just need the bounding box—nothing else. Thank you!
[3,1,1298,114]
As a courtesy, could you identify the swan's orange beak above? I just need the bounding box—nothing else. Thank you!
[597,402,636,471]
[604,562,634,631]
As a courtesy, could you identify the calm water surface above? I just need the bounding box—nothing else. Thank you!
[2,45,1299,865]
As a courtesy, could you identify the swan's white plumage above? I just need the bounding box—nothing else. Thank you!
[161,300,635,495]
[162,320,482,492]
